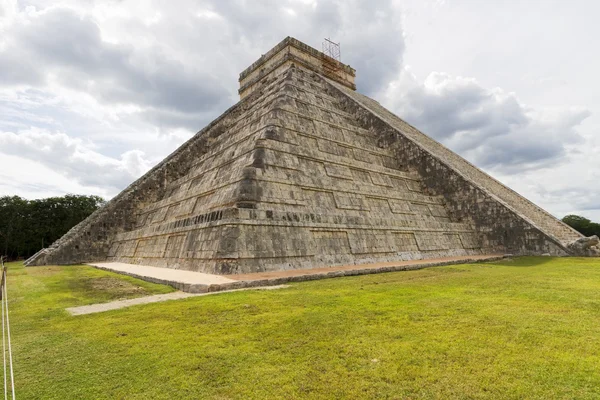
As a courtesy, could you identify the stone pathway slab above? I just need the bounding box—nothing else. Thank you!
[89,262,236,293]
[67,285,290,316]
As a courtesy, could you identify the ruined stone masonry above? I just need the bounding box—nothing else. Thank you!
[26,37,590,273]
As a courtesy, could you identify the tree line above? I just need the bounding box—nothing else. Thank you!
[562,215,600,237]
[0,195,105,260]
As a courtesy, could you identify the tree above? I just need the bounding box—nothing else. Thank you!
[0,196,29,259]
[0,194,105,260]
[562,214,600,237]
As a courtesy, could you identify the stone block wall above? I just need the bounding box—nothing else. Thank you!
[25,71,286,266]
[104,66,487,274]
[239,37,356,99]
[29,61,574,272]
[321,75,576,255]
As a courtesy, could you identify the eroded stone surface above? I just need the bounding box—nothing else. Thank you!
[567,236,600,256]
[26,37,587,272]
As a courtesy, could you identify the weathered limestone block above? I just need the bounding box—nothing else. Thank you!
[26,36,591,273]
[321,74,580,257]
[567,236,600,256]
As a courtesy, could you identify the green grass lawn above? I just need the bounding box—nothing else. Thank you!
[6,257,600,399]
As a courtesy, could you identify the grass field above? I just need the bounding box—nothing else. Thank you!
[6,257,600,399]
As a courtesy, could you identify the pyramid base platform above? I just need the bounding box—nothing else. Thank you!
[89,254,505,293]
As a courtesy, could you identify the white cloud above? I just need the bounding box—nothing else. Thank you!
[382,69,590,172]
[0,128,151,194]
[0,5,230,128]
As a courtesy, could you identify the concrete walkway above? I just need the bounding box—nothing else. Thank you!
[67,285,290,316]
[89,262,236,293]
[88,254,503,294]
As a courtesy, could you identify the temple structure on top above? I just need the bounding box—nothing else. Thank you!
[239,37,356,99]
[26,37,594,273]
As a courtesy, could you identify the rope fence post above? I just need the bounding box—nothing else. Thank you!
[0,256,15,399]
[1,256,6,400]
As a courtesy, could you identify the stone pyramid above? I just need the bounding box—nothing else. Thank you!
[26,37,586,273]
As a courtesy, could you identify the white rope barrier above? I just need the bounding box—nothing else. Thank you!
[0,258,15,399]
[4,279,14,400]
[2,267,5,400]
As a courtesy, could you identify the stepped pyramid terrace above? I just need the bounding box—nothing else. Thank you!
[26,37,597,275]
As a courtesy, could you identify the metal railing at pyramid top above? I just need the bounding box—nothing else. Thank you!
[0,256,15,399]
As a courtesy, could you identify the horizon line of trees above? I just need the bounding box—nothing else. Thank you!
[561,215,600,238]
[0,194,105,260]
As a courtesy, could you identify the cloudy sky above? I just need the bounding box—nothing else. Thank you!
[0,0,598,220]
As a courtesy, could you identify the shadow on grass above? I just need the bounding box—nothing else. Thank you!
[484,256,559,268]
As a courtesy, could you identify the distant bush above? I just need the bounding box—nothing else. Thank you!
[0,194,105,260]
[562,214,600,237]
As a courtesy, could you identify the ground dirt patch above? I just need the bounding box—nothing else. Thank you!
[28,265,65,277]
[87,277,148,296]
